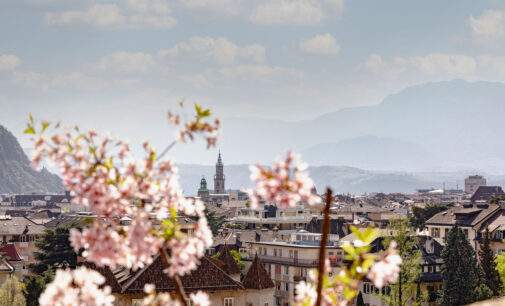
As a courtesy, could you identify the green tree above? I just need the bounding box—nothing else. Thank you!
[438,223,481,305]
[489,195,505,204]
[29,223,80,275]
[0,276,26,306]
[204,208,226,236]
[495,252,505,292]
[409,204,452,230]
[212,250,245,270]
[229,249,245,270]
[356,291,365,306]
[380,219,424,306]
[478,228,503,296]
[22,269,54,306]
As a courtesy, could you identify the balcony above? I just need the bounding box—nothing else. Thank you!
[293,275,306,282]
[274,290,290,298]
[253,252,340,268]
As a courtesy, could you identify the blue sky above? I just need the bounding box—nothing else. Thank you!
[2,0,505,162]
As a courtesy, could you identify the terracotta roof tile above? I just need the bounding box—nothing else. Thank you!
[242,255,274,290]
[0,244,21,261]
[217,244,241,275]
[121,255,244,293]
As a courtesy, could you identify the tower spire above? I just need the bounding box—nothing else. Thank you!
[214,151,225,194]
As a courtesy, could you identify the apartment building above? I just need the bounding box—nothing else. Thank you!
[248,241,343,306]
[424,203,500,249]
[465,175,486,194]
[232,205,316,230]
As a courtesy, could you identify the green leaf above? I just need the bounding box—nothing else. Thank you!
[342,244,356,257]
[41,122,50,132]
[24,126,35,135]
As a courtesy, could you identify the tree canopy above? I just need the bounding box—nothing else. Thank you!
[381,219,425,306]
[438,223,487,305]
[478,228,503,296]
[409,203,452,230]
[29,223,81,275]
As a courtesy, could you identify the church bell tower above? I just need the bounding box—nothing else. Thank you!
[214,151,225,194]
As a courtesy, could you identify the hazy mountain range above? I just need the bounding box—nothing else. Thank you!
[216,79,505,173]
[4,79,505,195]
[0,125,63,194]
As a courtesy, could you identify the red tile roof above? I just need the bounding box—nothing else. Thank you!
[242,255,274,290]
[95,253,244,294]
[217,244,241,275]
[0,244,21,261]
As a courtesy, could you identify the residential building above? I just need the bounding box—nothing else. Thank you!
[0,216,46,266]
[96,247,274,306]
[232,205,315,230]
[470,186,505,203]
[424,203,500,249]
[248,241,343,306]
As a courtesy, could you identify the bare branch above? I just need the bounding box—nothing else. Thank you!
[316,188,332,306]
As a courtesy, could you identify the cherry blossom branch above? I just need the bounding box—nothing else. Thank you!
[156,140,177,162]
[159,246,188,306]
[316,188,332,306]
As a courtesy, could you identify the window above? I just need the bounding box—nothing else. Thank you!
[263,248,267,255]
[132,300,143,306]
[224,297,234,306]
[432,228,440,238]
[265,303,269,306]
[285,282,289,291]
[274,249,277,256]
[276,282,281,290]
[284,266,289,275]
[289,250,293,258]
[363,283,370,294]
[279,249,282,257]
[464,229,469,239]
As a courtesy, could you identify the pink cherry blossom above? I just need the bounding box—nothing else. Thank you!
[39,267,115,306]
[245,152,321,209]
[29,125,213,274]
[189,291,211,306]
[367,241,402,288]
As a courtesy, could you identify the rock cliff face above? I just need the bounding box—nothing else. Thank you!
[0,125,63,194]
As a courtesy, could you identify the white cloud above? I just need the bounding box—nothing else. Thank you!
[299,33,341,55]
[11,71,137,91]
[182,73,211,88]
[87,51,157,73]
[217,64,303,81]
[158,36,265,65]
[44,3,176,29]
[469,10,505,39]
[360,53,476,78]
[249,0,325,25]
[0,54,21,71]
[409,53,476,75]
[478,55,505,75]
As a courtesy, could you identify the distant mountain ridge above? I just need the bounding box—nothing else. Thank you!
[177,163,505,195]
[213,80,505,173]
[0,125,63,194]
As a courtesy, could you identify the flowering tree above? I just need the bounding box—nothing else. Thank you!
[25,103,400,306]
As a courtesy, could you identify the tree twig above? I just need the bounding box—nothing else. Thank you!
[159,246,188,305]
[316,188,332,306]
[156,140,177,162]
